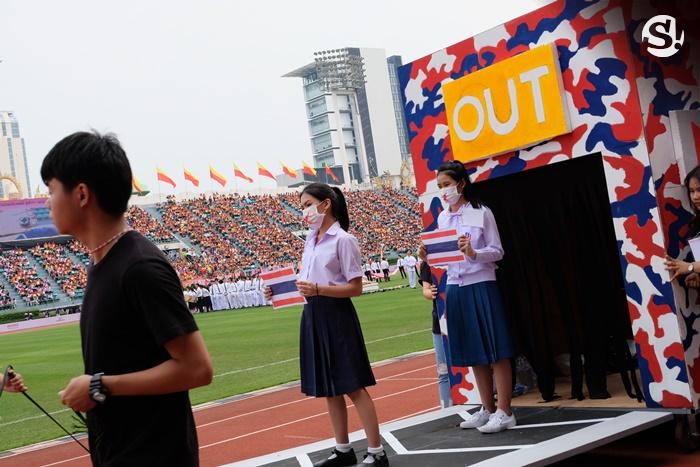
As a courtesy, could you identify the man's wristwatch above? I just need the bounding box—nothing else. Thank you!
[89,372,109,404]
[689,263,695,273]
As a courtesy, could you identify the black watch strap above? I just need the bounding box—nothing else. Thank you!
[89,372,108,402]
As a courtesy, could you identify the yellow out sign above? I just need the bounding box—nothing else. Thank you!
[443,43,571,162]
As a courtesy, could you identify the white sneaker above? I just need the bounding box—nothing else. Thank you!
[477,409,516,434]
[459,407,492,429]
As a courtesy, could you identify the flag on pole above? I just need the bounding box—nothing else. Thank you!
[302,160,317,177]
[257,162,276,181]
[324,163,340,183]
[209,165,227,187]
[132,176,144,193]
[420,228,466,266]
[260,267,306,309]
[156,168,176,188]
[234,164,254,183]
[184,168,200,187]
[281,162,297,179]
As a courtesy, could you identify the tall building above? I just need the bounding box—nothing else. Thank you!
[283,48,410,186]
[386,56,412,166]
[0,111,31,199]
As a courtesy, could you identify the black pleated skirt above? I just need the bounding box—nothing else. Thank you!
[300,296,376,397]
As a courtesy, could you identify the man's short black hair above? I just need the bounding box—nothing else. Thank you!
[41,131,133,216]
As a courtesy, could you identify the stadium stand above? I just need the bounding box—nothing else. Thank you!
[0,188,421,308]
[28,242,87,299]
[0,249,56,306]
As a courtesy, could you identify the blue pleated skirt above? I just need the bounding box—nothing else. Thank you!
[446,281,514,367]
[300,296,376,397]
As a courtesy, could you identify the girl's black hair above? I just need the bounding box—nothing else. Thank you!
[685,165,700,235]
[436,160,482,208]
[300,182,351,231]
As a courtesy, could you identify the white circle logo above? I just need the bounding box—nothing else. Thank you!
[642,15,684,58]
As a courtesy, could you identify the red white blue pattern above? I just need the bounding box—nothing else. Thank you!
[399,0,700,408]
[420,229,466,266]
[260,267,306,309]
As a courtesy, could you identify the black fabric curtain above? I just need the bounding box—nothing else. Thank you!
[475,154,637,401]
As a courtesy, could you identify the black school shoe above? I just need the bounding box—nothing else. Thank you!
[359,451,389,466]
[313,448,357,467]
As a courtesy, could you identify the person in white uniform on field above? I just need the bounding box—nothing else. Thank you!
[404,254,417,288]
[234,277,245,308]
[225,277,238,310]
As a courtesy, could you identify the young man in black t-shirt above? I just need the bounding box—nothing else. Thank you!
[44,132,213,466]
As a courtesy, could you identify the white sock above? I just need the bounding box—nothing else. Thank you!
[363,445,385,464]
[335,443,352,453]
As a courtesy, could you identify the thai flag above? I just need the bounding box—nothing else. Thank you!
[260,267,306,309]
[420,228,466,266]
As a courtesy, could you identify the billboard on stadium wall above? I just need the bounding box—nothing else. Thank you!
[0,198,60,242]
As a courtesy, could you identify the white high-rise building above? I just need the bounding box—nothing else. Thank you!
[283,48,411,186]
[0,111,31,199]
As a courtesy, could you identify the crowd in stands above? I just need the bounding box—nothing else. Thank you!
[67,240,91,267]
[0,249,56,306]
[344,189,420,257]
[126,206,176,244]
[29,242,87,298]
[0,284,12,310]
[0,188,421,309]
[159,196,247,282]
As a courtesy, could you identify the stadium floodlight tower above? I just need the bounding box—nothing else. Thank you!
[312,48,370,186]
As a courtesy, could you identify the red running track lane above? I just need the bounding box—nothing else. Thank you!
[0,352,440,467]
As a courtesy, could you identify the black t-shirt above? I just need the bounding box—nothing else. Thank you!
[418,262,440,335]
[81,231,199,466]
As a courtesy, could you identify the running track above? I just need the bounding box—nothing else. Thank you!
[0,352,440,466]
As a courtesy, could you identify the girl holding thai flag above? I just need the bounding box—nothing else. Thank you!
[265,183,388,467]
[419,160,516,434]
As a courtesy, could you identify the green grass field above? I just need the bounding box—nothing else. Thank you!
[0,278,430,452]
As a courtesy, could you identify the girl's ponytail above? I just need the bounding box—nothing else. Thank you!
[331,187,351,231]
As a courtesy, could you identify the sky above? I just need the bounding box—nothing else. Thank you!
[1,0,551,194]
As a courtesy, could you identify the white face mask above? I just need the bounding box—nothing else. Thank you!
[302,202,326,230]
[440,185,462,206]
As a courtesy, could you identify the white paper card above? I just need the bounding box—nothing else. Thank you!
[461,208,484,228]
[689,236,700,261]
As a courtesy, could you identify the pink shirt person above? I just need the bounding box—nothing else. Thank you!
[299,221,363,286]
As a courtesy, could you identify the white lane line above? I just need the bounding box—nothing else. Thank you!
[380,431,408,454]
[213,329,431,378]
[214,358,298,378]
[39,453,90,467]
[509,418,612,429]
[221,405,475,466]
[199,383,436,450]
[471,411,673,467]
[0,409,71,427]
[3,363,438,460]
[458,411,614,429]
[295,454,313,467]
[197,365,437,430]
[407,445,533,454]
